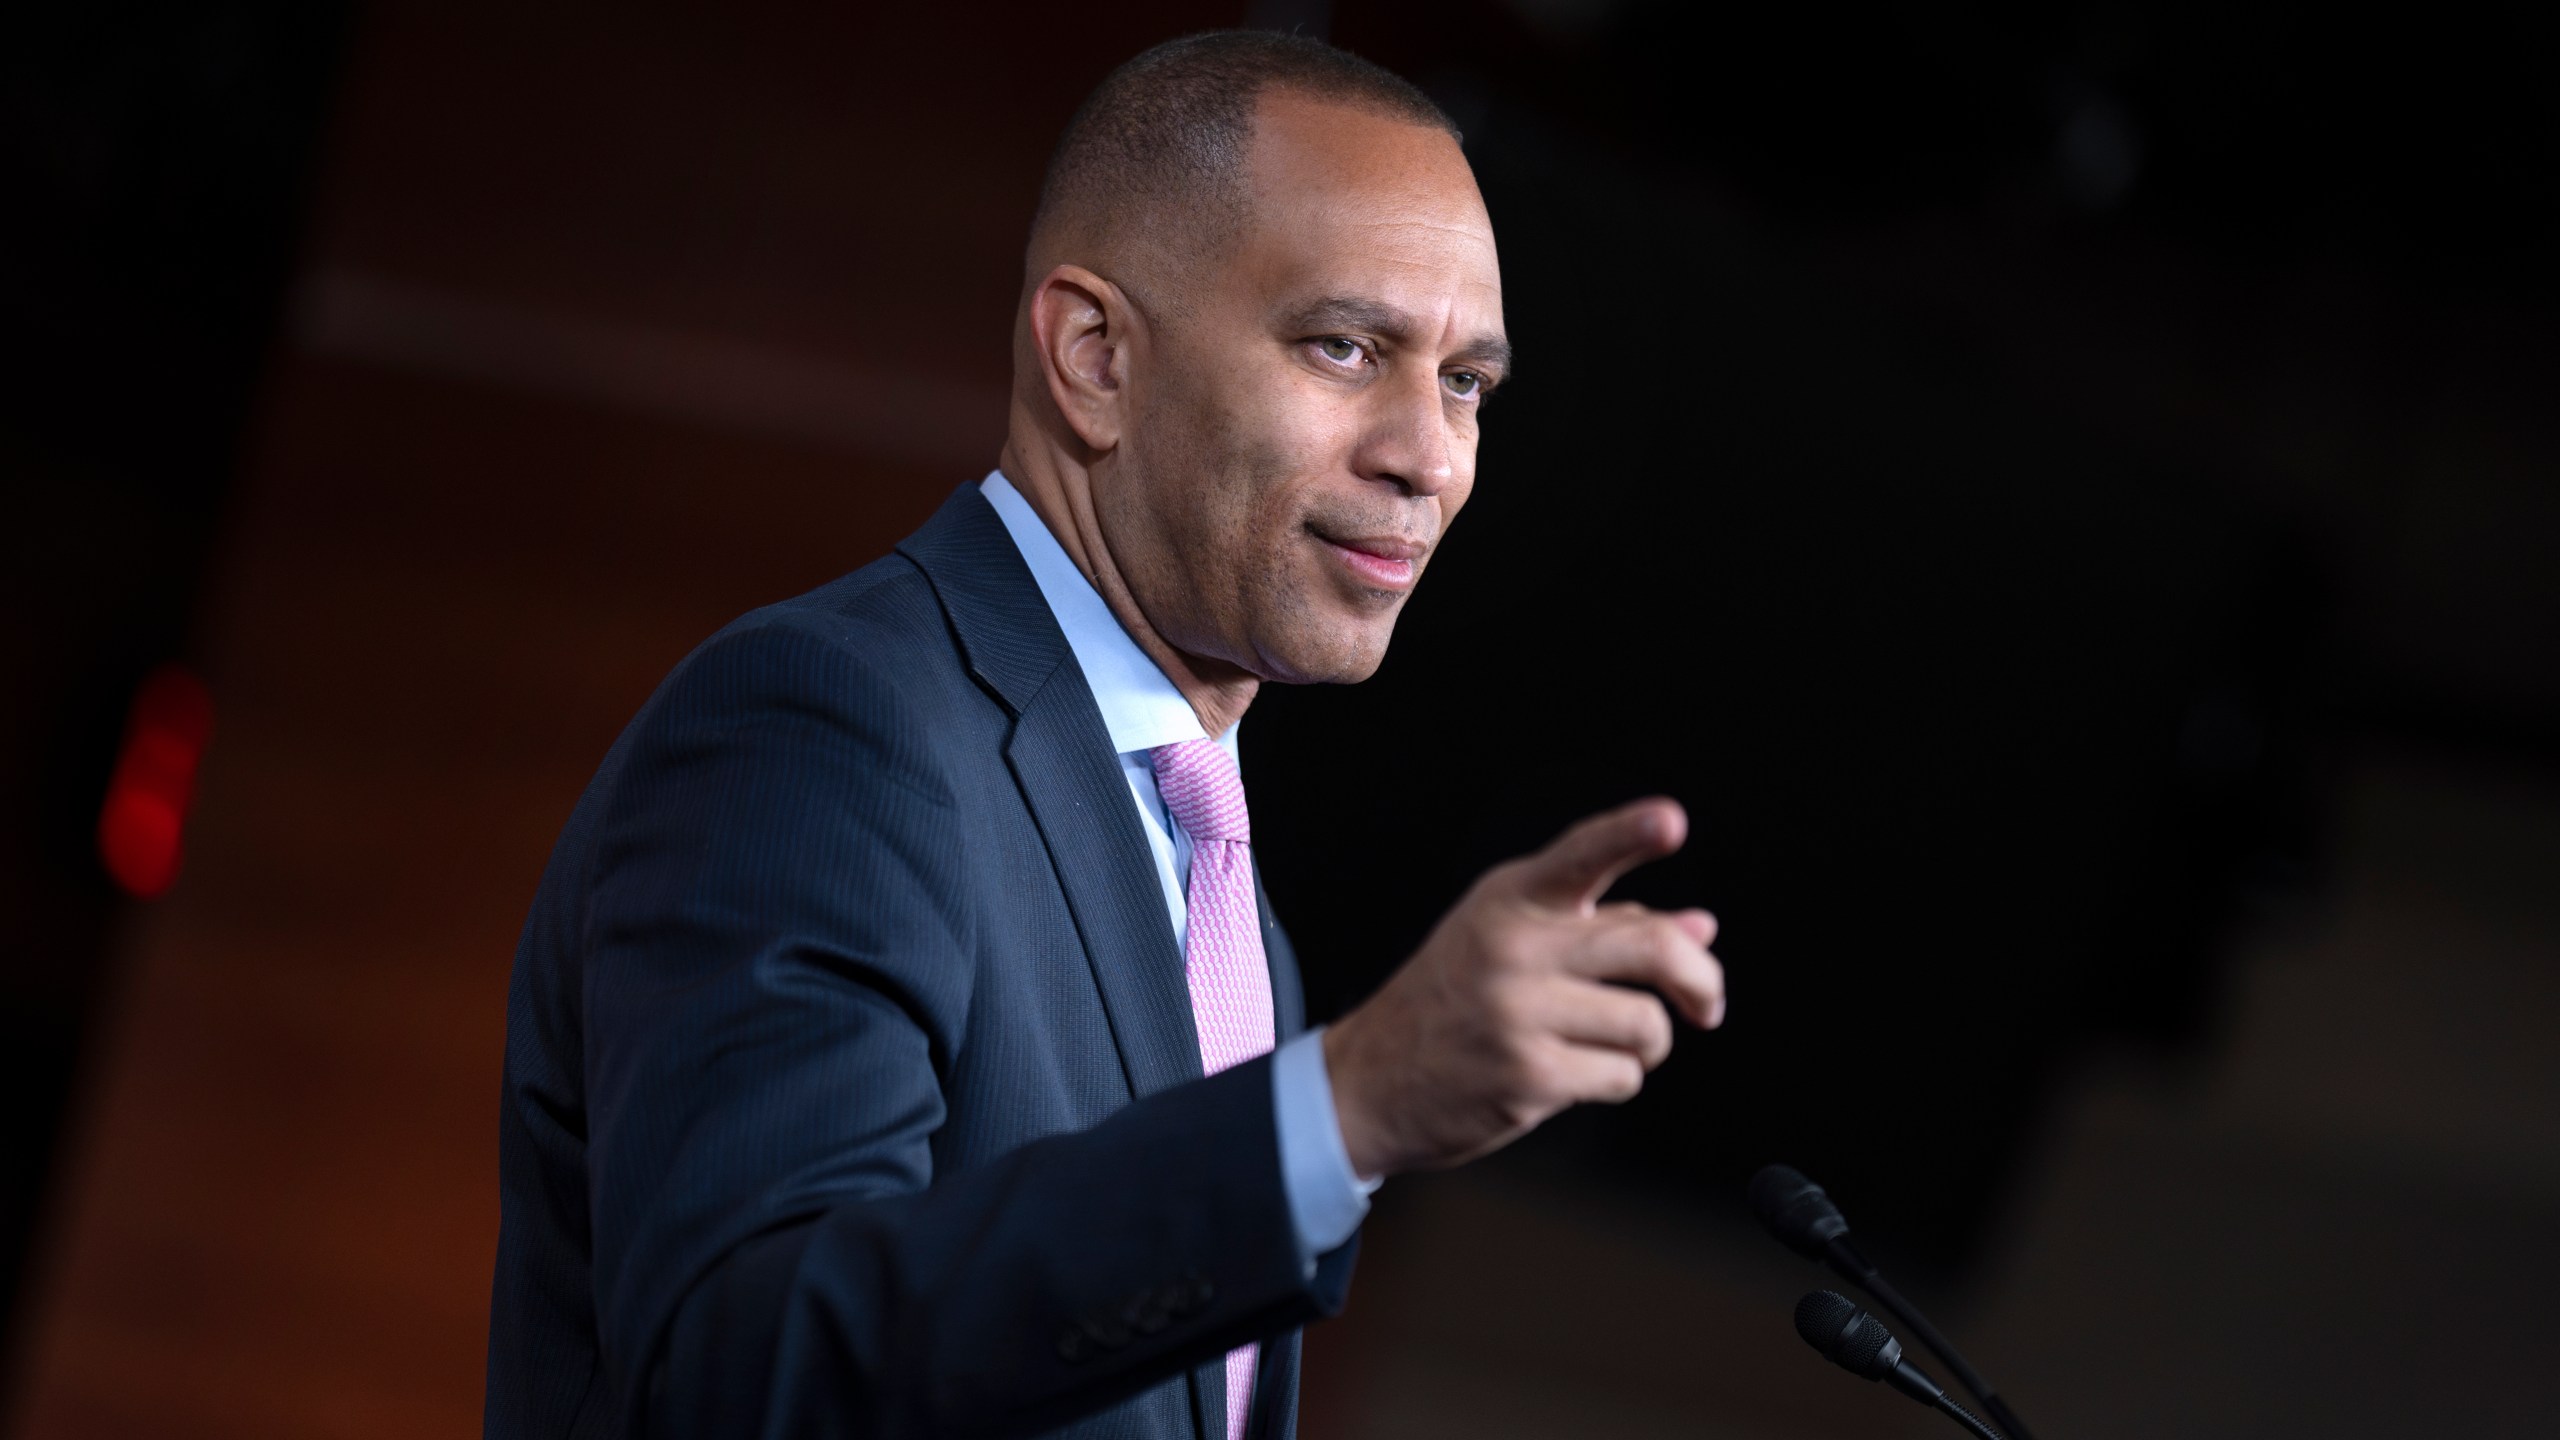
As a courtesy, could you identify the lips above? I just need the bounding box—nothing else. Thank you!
[1310,526,1428,591]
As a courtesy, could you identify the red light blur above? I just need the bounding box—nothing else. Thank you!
[96,664,215,899]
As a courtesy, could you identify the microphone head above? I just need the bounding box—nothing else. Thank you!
[1794,1290,1904,1381]
[1750,1164,1851,1258]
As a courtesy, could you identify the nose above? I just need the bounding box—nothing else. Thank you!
[1355,365,1457,498]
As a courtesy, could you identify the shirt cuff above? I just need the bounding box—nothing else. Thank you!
[1271,1026,1379,1275]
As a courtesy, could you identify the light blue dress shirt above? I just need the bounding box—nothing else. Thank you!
[980,471,1377,1268]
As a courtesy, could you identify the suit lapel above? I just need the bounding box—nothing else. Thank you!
[899,485,1203,1101]
[904,485,1294,1440]
[1255,1331,1302,1440]
[1255,868,1305,1042]
[1005,666,1203,1097]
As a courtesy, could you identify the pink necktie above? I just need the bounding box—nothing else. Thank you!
[1150,738,1276,1440]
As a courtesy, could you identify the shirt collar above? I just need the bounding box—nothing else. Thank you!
[980,471,1236,759]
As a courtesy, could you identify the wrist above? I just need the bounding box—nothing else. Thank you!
[1320,1022,1391,1181]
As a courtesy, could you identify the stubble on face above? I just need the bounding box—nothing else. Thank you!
[1101,352,1372,686]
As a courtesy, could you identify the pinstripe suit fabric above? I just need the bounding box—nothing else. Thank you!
[485,485,1356,1440]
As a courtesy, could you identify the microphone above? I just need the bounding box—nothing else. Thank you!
[1794,1291,2004,1440]
[1749,1163,1851,1259]
[1750,1166,2039,1440]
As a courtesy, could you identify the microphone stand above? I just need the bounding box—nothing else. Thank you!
[1929,1392,2007,1440]
[1826,1238,2036,1440]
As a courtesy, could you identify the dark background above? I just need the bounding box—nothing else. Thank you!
[6,2,2556,1436]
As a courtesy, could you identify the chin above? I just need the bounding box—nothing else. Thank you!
[1257,620,1397,686]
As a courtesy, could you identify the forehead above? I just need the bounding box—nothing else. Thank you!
[1228,93,1503,332]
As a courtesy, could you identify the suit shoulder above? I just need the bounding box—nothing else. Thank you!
[741,550,957,663]
[600,556,984,784]
[679,552,967,690]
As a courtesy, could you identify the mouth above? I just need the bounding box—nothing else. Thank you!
[1308,525,1427,592]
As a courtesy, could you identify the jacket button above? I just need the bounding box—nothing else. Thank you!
[1125,1290,1173,1335]
[1056,1326,1091,1363]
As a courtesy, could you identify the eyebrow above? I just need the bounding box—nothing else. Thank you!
[1282,295,1513,379]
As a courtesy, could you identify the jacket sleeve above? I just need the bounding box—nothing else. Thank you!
[579,618,1354,1439]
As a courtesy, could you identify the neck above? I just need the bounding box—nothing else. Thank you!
[997,424,1260,739]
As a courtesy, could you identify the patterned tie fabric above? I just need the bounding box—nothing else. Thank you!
[1149,738,1276,1440]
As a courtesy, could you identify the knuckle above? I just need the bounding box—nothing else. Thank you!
[1654,915,1695,954]
[1639,1001,1675,1063]
[1499,1082,1549,1129]
[1507,1043,1562,1105]
[1640,920,1690,974]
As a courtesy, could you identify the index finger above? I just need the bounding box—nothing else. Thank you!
[1509,796,1688,912]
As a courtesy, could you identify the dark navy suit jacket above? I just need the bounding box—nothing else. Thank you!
[486,486,1358,1440]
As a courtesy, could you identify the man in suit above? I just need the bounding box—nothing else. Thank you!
[486,30,1725,1440]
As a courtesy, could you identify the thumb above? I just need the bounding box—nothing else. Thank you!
[1509,797,1688,912]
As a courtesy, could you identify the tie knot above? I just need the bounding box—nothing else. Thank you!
[1150,738,1250,845]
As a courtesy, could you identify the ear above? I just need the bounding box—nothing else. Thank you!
[1027,263,1139,454]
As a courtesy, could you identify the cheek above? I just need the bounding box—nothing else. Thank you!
[1246,386,1354,477]
[1208,394,1340,527]
[1155,350,1375,580]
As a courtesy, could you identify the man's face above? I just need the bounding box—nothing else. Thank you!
[1097,92,1507,686]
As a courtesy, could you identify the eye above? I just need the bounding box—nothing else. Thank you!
[1444,369,1484,400]
[1315,336,1365,366]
